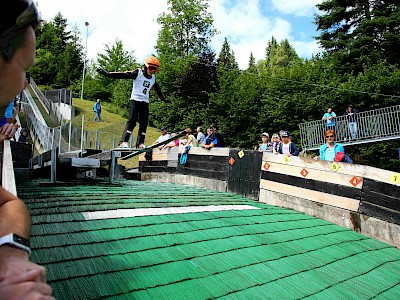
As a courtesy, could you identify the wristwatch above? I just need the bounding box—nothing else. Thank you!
[0,233,31,255]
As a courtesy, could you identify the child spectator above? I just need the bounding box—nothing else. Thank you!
[271,133,280,154]
[184,128,198,148]
[276,131,299,156]
[257,132,273,152]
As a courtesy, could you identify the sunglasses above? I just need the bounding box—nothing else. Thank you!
[148,65,159,72]
[325,135,335,138]
[0,0,40,40]
[17,0,40,29]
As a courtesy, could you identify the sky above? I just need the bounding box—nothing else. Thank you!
[35,0,324,70]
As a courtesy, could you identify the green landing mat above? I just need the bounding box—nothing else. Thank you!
[17,179,400,300]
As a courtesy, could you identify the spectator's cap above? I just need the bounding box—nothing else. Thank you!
[281,131,290,137]
[1,0,40,38]
[261,132,269,137]
[348,104,353,107]
[160,126,167,131]
[20,128,27,133]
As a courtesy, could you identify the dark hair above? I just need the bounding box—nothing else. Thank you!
[0,0,40,62]
[211,123,218,130]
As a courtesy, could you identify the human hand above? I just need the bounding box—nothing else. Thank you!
[0,269,54,300]
[0,246,53,299]
[0,123,19,142]
[0,246,46,282]
[97,68,110,76]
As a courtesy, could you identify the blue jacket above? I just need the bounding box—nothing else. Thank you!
[277,142,299,156]
[93,102,101,112]
[319,142,345,161]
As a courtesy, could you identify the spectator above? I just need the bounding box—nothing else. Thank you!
[93,99,102,122]
[211,123,225,147]
[271,133,280,154]
[0,100,16,127]
[18,128,28,144]
[202,126,224,149]
[343,104,359,140]
[184,128,198,148]
[196,126,205,145]
[257,132,273,152]
[276,131,299,156]
[313,130,345,162]
[153,126,171,149]
[322,106,336,130]
[162,133,179,149]
[181,128,197,153]
[0,100,19,142]
[0,0,53,298]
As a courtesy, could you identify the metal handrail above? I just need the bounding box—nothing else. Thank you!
[1,140,17,196]
[29,79,64,124]
[299,105,400,150]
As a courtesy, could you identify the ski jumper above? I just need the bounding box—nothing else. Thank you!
[106,68,166,147]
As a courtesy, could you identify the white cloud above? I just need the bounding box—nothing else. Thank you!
[36,0,167,64]
[270,0,322,17]
[292,40,322,60]
[35,0,322,70]
[209,0,297,68]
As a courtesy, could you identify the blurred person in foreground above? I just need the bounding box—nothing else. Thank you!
[0,0,54,298]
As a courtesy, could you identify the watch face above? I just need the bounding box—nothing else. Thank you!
[13,234,30,247]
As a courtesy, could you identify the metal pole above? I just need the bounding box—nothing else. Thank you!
[58,127,62,154]
[95,130,99,150]
[50,148,57,183]
[51,129,55,149]
[80,115,85,154]
[109,151,116,184]
[68,121,72,152]
[80,22,89,99]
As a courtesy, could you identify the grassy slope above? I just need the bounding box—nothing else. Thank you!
[72,99,161,169]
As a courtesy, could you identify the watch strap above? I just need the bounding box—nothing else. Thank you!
[0,233,31,255]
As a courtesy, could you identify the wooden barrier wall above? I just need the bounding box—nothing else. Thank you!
[139,147,262,199]
[259,152,400,248]
[139,147,400,247]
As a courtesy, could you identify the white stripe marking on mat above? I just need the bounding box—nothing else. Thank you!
[82,205,260,220]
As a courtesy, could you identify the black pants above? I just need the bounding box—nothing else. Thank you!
[120,100,149,147]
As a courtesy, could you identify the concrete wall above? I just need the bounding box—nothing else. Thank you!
[259,189,400,248]
[54,103,72,121]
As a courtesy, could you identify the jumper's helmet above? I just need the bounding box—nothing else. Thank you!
[144,56,160,72]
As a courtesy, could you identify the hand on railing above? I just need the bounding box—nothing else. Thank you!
[0,123,19,143]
